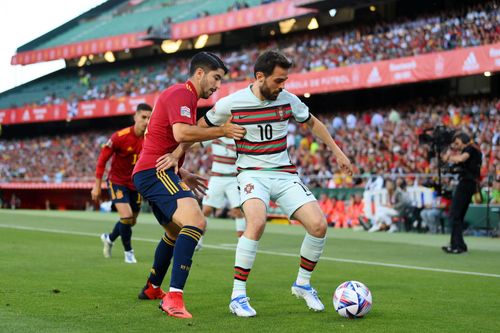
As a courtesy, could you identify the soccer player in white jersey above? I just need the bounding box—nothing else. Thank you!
[157,50,353,317]
[202,50,354,317]
[197,137,246,250]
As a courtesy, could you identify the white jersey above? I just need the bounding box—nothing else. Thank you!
[205,85,310,174]
[201,137,237,175]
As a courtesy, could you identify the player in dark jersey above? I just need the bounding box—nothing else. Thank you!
[91,103,152,263]
[133,52,245,318]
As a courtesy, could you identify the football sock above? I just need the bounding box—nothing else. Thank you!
[169,226,203,290]
[232,236,258,299]
[148,233,176,287]
[119,218,133,251]
[235,217,246,233]
[108,221,120,242]
[296,233,326,286]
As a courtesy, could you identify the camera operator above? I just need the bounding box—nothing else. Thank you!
[440,132,482,254]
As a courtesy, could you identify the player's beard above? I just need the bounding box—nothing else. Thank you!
[260,81,281,101]
[200,75,216,99]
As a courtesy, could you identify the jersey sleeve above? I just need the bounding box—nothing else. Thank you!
[288,92,311,123]
[204,96,232,127]
[95,133,117,179]
[162,89,196,125]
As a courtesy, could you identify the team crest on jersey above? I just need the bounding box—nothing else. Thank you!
[179,181,190,191]
[116,190,124,199]
[127,146,133,151]
[276,106,285,121]
[244,183,254,194]
[180,106,191,118]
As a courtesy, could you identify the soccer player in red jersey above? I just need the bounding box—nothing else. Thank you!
[133,52,246,318]
[91,103,152,263]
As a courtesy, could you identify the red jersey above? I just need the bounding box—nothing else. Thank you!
[133,81,198,175]
[95,126,143,189]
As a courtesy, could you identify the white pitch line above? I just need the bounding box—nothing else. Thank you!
[1,223,500,279]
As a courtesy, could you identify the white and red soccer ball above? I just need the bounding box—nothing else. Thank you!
[333,281,372,318]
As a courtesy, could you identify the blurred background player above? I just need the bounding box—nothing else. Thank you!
[91,103,152,263]
[198,137,246,249]
[132,52,245,318]
[201,50,354,317]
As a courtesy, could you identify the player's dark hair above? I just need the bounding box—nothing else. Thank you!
[453,132,470,144]
[189,52,228,76]
[136,103,152,112]
[254,50,292,78]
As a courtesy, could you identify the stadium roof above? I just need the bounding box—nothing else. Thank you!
[12,0,315,66]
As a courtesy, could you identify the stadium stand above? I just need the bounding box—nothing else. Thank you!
[1,0,499,109]
[1,97,497,186]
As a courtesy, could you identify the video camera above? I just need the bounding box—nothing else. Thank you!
[418,125,455,160]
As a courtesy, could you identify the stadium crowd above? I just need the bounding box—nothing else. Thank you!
[17,0,500,108]
[1,97,498,186]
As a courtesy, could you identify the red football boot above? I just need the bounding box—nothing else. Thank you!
[138,281,166,300]
[159,292,192,319]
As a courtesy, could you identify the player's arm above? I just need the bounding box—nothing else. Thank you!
[305,115,354,176]
[172,116,244,142]
[91,139,115,201]
[156,101,239,172]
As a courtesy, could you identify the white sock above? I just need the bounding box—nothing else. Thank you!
[231,236,258,299]
[235,218,246,233]
[296,233,326,286]
[169,287,183,293]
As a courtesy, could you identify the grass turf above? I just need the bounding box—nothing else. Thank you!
[0,209,499,332]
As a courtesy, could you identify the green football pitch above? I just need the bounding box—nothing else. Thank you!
[1,209,499,332]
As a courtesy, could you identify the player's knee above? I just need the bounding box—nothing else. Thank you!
[189,211,207,231]
[309,218,327,237]
[193,218,207,232]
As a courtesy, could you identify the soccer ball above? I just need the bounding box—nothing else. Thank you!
[333,281,372,318]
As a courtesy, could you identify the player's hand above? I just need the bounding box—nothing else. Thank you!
[182,172,208,198]
[336,154,354,176]
[222,116,246,140]
[156,153,179,173]
[91,185,101,201]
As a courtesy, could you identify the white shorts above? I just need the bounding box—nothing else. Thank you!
[237,171,317,218]
[202,176,240,209]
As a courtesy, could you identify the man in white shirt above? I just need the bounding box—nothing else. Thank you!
[203,50,353,317]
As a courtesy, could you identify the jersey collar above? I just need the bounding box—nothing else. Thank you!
[185,80,199,100]
[248,84,274,106]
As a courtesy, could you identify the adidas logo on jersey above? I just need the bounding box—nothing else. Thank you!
[462,52,479,71]
[367,67,382,84]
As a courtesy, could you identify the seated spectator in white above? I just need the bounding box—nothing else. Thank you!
[365,171,384,191]
[369,179,411,233]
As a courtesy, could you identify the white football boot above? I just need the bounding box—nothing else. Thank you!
[124,250,137,264]
[100,233,113,258]
[229,295,257,317]
[291,282,325,311]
